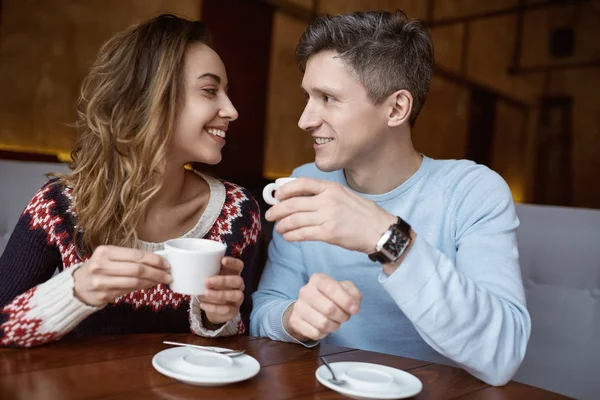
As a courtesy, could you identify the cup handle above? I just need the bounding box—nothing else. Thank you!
[263,183,279,206]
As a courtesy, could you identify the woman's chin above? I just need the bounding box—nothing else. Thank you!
[200,155,222,166]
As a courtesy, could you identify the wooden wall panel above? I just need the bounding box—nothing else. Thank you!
[433,0,517,20]
[430,24,466,74]
[318,0,428,20]
[0,0,202,157]
[263,11,312,179]
[520,5,600,68]
[466,15,543,103]
[413,76,470,160]
[550,68,600,209]
[285,0,314,9]
[490,102,528,202]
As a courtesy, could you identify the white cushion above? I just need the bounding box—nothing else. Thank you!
[514,203,600,400]
[0,160,70,255]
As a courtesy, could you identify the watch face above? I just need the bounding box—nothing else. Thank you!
[376,230,393,251]
[369,217,412,264]
[383,225,410,260]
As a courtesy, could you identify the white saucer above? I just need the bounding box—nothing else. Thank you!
[152,346,260,386]
[316,362,422,400]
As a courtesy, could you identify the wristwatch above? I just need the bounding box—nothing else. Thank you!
[368,216,412,264]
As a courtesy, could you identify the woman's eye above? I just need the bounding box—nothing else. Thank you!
[203,88,218,96]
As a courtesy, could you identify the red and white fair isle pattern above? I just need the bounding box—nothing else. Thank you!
[112,182,260,312]
[0,288,59,347]
[25,185,82,269]
[1,181,258,345]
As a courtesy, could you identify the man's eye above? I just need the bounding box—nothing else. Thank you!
[324,95,334,103]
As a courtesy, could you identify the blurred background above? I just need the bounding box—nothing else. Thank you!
[0,0,599,209]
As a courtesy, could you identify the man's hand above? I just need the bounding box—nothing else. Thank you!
[265,178,396,254]
[283,273,362,342]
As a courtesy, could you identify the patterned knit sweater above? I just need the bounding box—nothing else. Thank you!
[0,172,261,347]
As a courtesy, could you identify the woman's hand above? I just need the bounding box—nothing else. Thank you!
[73,245,171,307]
[198,257,245,325]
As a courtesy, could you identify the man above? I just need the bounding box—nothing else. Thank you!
[250,10,530,386]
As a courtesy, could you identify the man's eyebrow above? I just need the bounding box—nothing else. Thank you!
[301,85,339,95]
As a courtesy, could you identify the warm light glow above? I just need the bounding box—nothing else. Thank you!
[507,179,524,203]
[263,170,292,180]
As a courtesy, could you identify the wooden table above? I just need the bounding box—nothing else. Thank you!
[0,334,569,399]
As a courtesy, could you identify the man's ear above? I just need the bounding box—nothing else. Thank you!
[386,89,413,128]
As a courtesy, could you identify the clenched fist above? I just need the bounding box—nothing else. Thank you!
[283,273,362,341]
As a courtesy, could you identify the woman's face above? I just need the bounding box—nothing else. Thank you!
[170,42,238,165]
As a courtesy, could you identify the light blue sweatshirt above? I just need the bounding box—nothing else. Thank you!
[250,155,531,386]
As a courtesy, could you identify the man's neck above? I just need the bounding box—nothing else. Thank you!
[344,132,422,195]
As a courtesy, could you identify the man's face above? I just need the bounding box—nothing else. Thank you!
[299,51,389,172]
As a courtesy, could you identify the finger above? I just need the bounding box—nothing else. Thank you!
[275,177,328,201]
[199,302,234,316]
[289,309,327,341]
[299,284,350,324]
[97,261,171,284]
[90,275,158,292]
[220,257,244,275]
[340,280,363,303]
[275,211,323,235]
[306,294,352,324]
[313,274,360,315]
[206,275,244,290]
[199,289,244,305]
[266,196,319,222]
[99,246,170,270]
[294,299,341,334]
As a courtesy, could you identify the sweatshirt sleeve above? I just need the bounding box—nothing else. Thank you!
[379,168,531,386]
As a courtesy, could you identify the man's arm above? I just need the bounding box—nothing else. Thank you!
[380,170,531,386]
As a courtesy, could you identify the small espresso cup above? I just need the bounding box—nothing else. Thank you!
[154,238,226,295]
[262,177,296,206]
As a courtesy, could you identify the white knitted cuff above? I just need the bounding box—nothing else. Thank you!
[189,296,244,337]
[0,263,101,347]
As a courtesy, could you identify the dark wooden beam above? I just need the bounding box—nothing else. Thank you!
[434,66,528,110]
[427,0,435,21]
[201,0,273,182]
[508,59,600,74]
[0,150,61,163]
[466,87,497,167]
[425,0,587,27]
[511,0,526,72]
[261,0,313,22]
[460,23,470,76]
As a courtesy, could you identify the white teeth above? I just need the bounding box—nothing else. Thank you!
[207,128,225,138]
[314,137,333,145]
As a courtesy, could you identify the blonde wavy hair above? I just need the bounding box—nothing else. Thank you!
[55,14,212,257]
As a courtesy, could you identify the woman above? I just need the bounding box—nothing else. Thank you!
[0,14,261,347]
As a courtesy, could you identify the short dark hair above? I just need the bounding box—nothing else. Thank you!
[296,10,434,126]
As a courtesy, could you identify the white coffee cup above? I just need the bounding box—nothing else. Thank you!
[154,238,226,295]
[262,177,296,205]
